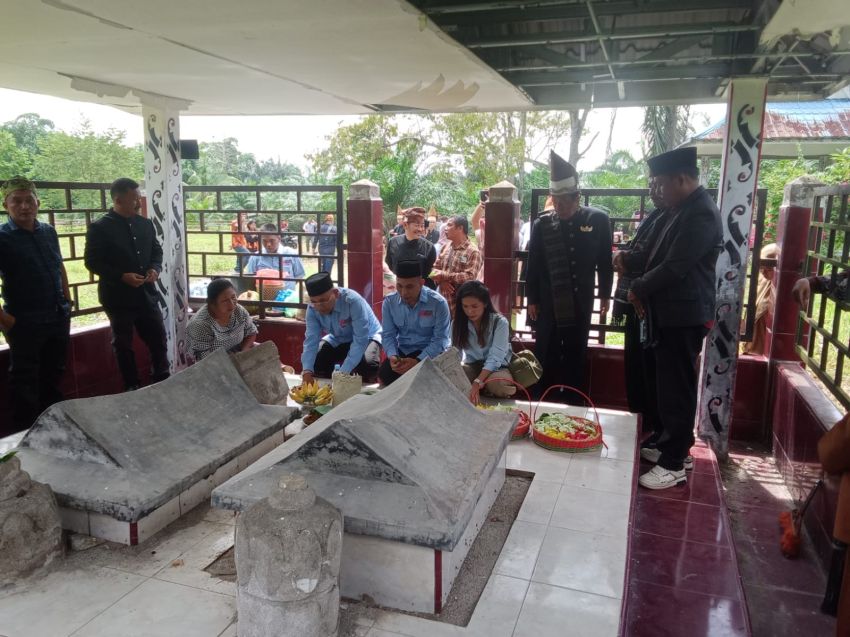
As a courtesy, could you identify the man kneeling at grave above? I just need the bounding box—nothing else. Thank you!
[378,260,451,386]
[301,272,383,384]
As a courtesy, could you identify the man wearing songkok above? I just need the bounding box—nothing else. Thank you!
[85,177,170,391]
[301,272,382,384]
[385,207,437,285]
[245,223,306,291]
[378,260,451,386]
[431,215,482,317]
[0,177,73,430]
[526,151,614,403]
[628,147,722,490]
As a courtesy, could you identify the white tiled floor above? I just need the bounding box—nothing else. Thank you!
[0,403,636,637]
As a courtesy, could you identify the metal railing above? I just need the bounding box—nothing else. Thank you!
[183,185,345,318]
[796,185,850,410]
[512,187,768,344]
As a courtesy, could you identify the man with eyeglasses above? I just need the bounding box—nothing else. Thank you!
[300,271,382,384]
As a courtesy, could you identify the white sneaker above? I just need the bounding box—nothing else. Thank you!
[639,447,694,471]
[639,465,687,490]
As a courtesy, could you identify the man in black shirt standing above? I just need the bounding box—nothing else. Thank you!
[628,148,722,490]
[85,178,169,391]
[526,151,614,403]
[385,207,437,288]
[0,177,72,431]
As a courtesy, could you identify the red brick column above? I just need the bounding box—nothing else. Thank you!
[482,180,520,317]
[346,179,385,319]
[767,176,824,361]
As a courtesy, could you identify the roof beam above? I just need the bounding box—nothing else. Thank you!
[423,0,755,26]
[465,24,759,49]
[585,1,615,79]
[636,34,709,62]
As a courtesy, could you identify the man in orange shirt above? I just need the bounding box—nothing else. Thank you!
[230,212,250,271]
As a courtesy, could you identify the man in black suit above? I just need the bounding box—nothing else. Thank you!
[84,178,169,390]
[627,147,722,490]
[526,151,613,403]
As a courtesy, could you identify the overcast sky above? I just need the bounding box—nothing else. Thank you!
[0,88,726,172]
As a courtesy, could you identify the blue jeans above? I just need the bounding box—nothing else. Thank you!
[234,246,249,271]
[320,256,335,273]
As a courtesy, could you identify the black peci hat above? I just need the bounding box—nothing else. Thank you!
[647,147,698,177]
[394,260,423,279]
[305,271,334,296]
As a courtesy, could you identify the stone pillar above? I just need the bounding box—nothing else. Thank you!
[697,78,768,460]
[347,180,385,319]
[768,176,825,361]
[142,102,189,372]
[0,455,63,586]
[235,474,342,637]
[483,180,520,317]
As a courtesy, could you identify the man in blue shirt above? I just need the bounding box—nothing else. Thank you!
[379,260,451,386]
[245,223,306,291]
[0,177,72,432]
[301,272,382,384]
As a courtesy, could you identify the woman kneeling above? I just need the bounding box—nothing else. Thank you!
[188,279,258,361]
[453,280,516,404]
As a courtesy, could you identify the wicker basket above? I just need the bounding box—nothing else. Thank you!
[531,385,605,453]
[480,377,533,440]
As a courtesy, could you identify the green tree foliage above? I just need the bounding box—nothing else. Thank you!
[641,106,692,158]
[0,130,32,177]
[1,113,55,154]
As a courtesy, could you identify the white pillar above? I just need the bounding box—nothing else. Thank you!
[697,78,768,459]
[142,102,189,372]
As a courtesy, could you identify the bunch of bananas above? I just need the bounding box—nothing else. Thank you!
[289,382,333,406]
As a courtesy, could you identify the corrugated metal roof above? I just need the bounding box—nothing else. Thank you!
[694,100,850,141]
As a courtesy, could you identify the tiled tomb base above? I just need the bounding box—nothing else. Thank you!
[57,429,286,545]
[341,455,505,613]
[15,350,297,546]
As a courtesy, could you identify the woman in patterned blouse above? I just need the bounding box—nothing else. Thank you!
[188,279,258,361]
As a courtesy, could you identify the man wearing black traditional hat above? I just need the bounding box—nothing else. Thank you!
[300,271,382,384]
[525,151,614,403]
[0,177,73,432]
[628,146,722,490]
[378,260,451,386]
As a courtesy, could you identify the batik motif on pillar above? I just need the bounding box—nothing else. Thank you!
[697,79,767,459]
[142,105,189,372]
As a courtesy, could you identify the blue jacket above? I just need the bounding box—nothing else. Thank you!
[301,287,381,373]
[381,287,450,359]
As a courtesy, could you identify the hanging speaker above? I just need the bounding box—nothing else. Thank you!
[179,139,200,160]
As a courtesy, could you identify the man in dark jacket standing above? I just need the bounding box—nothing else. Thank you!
[628,147,722,490]
[0,177,72,432]
[85,178,169,391]
[526,151,613,403]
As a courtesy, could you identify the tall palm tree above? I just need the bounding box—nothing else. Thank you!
[642,106,692,158]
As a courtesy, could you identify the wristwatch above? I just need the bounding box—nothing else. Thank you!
[473,379,484,386]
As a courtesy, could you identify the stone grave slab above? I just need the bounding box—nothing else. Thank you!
[16,350,297,545]
[212,358,516,612]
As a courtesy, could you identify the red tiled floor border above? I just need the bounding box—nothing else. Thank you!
[620,437,753,636]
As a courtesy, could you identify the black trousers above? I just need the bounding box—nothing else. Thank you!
[623,306,662,444]
[378,349,422,387]
[651,325,709,471]
[533,311,590,405]
[314,340,382,383]
[6,318,70,432]
[106,304,170,389]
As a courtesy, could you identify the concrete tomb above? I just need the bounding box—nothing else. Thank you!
[213,358,516,613]
[432,346,472,396]
[0,455,63,587]
[15,349,298,545]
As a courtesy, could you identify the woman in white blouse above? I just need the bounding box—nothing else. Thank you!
[188,279,258,361]
[452,280,516,404]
